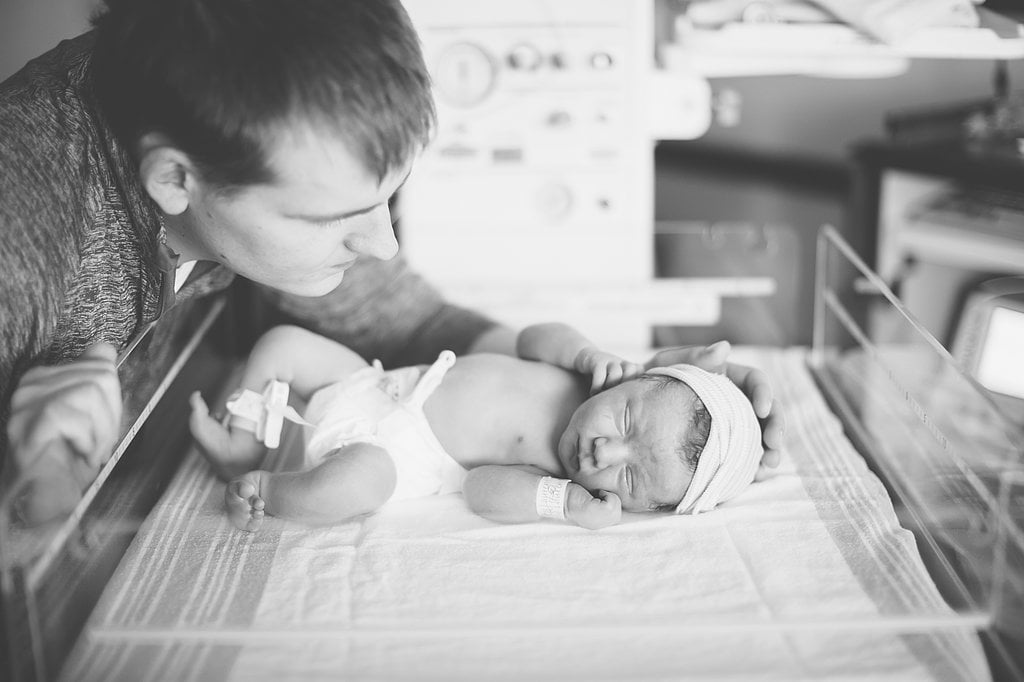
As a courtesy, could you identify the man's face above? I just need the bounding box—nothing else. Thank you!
[557,378,697,512]
[181,123,410,297]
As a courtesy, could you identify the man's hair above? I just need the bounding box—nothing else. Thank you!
[90,0,435,191]
[639,373,712,511]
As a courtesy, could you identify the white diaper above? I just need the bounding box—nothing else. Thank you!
[303,351,466,502]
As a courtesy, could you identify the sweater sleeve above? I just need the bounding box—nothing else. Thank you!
[0,85,81,446]
[256,254,498,368]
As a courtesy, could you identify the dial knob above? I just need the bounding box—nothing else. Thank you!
[507,43,543,71]
[434,42,497,107]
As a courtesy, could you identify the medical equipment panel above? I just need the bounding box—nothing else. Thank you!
[398,0,723,348]
[399,0,654,280]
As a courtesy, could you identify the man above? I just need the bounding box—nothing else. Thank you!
[0,0,783,525]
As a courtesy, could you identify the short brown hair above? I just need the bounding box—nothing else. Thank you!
[91,0,435,191]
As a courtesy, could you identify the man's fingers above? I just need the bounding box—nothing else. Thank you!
[647,340,731,371]
[761,449,782,468]
[761,404,786,453]
[747,378,773,419]
[699,340,730,368]
[724,364,772,418]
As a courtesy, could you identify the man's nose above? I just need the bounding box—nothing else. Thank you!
[345,204,399,261]
[592,437,627,469]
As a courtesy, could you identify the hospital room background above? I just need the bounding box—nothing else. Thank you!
[2,0,1024,680]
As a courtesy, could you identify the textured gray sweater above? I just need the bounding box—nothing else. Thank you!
[0,33,495,455]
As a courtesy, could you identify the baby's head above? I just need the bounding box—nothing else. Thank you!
[557,364,763,514]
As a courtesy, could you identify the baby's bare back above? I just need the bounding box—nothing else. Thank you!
[423,354,588,474]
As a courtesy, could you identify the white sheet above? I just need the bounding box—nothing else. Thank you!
[62,348,991,681]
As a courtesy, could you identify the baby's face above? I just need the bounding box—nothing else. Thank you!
[557,377,698,512]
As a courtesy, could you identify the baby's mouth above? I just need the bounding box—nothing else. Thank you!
[570,435,582,473]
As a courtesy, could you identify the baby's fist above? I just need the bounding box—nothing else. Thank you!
[575,347,643,394]
[566,484,621,530]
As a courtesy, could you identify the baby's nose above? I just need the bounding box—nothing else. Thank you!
[593,437,627,468]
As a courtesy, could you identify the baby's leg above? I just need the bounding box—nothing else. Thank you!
[225,442,397,530]
[242,325,373,400]
[190,392,267,479]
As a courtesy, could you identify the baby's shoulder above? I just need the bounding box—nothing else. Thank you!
[453,354,578,392]
[456,353,568,376]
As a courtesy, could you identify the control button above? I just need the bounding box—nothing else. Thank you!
[546,110,572,127]
[590,51,615,70]
[536,183,574,222]
[507,43,543,71]
[434,42,497,107]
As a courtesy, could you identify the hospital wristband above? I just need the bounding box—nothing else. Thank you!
[536,476,570,521]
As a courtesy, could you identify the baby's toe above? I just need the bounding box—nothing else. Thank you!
[246,509,265,532]
[236,480,257,499]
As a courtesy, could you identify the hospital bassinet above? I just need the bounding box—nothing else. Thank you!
[2,227,1022,681]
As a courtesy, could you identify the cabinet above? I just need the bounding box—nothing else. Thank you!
[850,138,1024,347]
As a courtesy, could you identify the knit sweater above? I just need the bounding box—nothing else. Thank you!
[0,33,496,455]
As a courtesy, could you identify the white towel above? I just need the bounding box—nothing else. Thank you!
[64,349,991,682]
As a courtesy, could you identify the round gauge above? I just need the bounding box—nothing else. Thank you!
[536,182,574,222]
[433,42,497,108]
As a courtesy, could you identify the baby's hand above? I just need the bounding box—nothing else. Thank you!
[189,392,267,479]
[565,484,622,530]
[574,348,644,394]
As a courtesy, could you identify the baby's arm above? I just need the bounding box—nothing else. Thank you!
[190,325,371,479]
[516,322,643,393]
[463,465,622,530]
[226,442,396,531]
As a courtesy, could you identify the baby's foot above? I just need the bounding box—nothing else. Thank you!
[225,472,266,532]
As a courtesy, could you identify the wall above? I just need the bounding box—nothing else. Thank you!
[692,58,1024,163]
[655,55,1024,346]
[0,0,95,82]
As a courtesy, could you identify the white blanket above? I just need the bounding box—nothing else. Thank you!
[63,348,990,681]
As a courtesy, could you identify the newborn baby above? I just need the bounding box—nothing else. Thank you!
[191,324,764,531]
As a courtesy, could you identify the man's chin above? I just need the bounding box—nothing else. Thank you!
[272,273,346,298]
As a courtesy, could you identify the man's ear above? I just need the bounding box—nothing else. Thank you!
[138,133,198,216]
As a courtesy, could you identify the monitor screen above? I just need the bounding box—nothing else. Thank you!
[975,305,1024,400]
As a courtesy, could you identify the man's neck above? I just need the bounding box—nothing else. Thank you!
[162,211,204,263]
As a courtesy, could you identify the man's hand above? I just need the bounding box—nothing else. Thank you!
[574,347,644,395]
[565,483,622,530]
[644,341,786,470]
[4,343,123,525]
